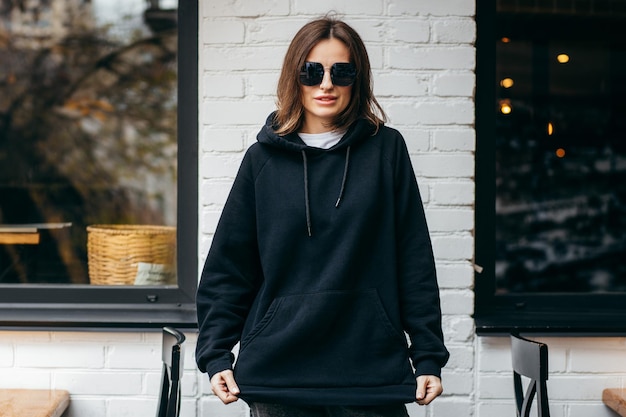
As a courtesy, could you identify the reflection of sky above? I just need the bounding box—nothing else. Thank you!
[92,0,177,40]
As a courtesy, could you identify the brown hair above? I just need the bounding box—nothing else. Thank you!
[273,15,386,135]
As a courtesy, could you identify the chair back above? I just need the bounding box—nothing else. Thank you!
[156,327,186,417]
[510,333,550,417]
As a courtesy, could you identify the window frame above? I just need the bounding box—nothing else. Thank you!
[474,0,626,336]
[0,0,198,330]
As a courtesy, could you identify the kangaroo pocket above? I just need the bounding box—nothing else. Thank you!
[235,289,414,388]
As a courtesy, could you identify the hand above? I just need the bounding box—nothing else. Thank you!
[415,375,443,405]
[210,369,240,404]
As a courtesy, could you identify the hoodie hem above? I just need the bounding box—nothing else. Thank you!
[238,384,416,406]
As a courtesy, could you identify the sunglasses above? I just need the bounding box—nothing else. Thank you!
[299,62,357,87]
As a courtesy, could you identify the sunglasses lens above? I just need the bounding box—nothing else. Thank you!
[299,62,357,86]
[331,63,357,86]
[299,62,324,86]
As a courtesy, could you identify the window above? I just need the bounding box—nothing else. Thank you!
[475,0,626,333]
[0,0,198,328]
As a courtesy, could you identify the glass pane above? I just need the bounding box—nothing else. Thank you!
[495,2,626,293]
[0,0,178,286]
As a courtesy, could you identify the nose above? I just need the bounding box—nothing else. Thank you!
[319,67,333,89]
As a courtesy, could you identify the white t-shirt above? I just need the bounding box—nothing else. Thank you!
[298,130,345,149]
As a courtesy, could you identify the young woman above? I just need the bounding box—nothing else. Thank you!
[195,16,449,417]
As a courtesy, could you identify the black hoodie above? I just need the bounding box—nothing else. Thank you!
[195,113,449,406]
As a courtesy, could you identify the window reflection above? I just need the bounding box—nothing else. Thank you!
[495,2,626,293]
[0,0,178,285]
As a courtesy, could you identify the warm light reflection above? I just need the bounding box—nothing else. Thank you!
[501,37,511,43]
[500,78,514,88]
[557,54,570,63]
[499,100,512,114]
[556,148,566,158]
[548,122,554,136]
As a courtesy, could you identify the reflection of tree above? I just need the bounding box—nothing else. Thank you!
[0,1,177,283]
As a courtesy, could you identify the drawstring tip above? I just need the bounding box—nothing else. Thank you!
[307,226,312,237]
[335,197,342,208]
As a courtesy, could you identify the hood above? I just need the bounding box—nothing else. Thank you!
[257,112,378,237]
[257,112,376,153]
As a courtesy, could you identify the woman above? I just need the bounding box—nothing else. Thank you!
[195,16,449,417]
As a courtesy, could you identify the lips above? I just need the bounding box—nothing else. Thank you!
[314,95,337,104]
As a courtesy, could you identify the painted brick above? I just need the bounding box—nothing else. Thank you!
[202,19,245,44]
[201,154,245,180]
[202,75,245,98]
[389,0,475,17]
[392,20,431,43]
[200,179,234,206]
[16,343,104,369]
[292,0,384,15]
[442,316,474,342]
[201,99,275,126]
[201,128,245,153]
[425,208,473,232]
[430,399,474,416]
[440,290,474,315]
[433,72,476,98]
[570,403,620,417]
[0,343,13,367]
[433,128,475,151]
[0,368,51,389]
[55,372,143,395]
[436,263,474,289]
[246,19,306,44]
[107,344,159,369]
[63,398,106,417]
[246,73,279,97]
[375,73,429,97]
[401,129,430,153]
[390,46,475,70]
[432,181,475,205]
[478,374,513,399]
[388,100,474,126]
[446,345,475,370]
[202,0,290,18]
[106,399,157,417]
[440,370,474,395]
[199,397,249,417]
[405,402,426,417]
[569,346,626,373]
[432,235,474,260]
[432,18,476,44]
[202,46,281,71]
[411,154,474,178]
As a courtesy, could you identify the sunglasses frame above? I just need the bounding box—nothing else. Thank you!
[299,62,357,87]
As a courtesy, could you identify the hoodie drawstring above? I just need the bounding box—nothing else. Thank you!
[301,146,351,237]
[335,146,350,208]
[301,150,312,237]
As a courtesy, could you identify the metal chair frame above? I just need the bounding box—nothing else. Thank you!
[156,327,185,417]
[511,333,550,417]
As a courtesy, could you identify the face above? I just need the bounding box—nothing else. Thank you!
[300,38,353,134]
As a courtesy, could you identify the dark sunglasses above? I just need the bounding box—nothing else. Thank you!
[299,62,357,87]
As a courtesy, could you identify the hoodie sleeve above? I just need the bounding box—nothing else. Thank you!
[195,148,263,378]
[392,133,449,378]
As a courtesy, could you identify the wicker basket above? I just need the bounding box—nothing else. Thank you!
[87,224,176,285]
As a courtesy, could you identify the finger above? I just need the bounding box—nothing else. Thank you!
[210,371,239,404]
[416,375,443,405]
[222,370,240,396]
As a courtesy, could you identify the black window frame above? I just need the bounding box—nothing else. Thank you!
[474,0,626,335]
[0,0,199,330]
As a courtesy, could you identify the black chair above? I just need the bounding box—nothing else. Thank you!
[510,333,550,417]
[156,327,186,417]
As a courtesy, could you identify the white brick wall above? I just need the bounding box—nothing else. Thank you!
[2,1,626,417]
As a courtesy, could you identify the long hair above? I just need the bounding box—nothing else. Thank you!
[274,16,386,135]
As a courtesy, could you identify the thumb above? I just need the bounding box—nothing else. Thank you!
[223,371,240,395]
